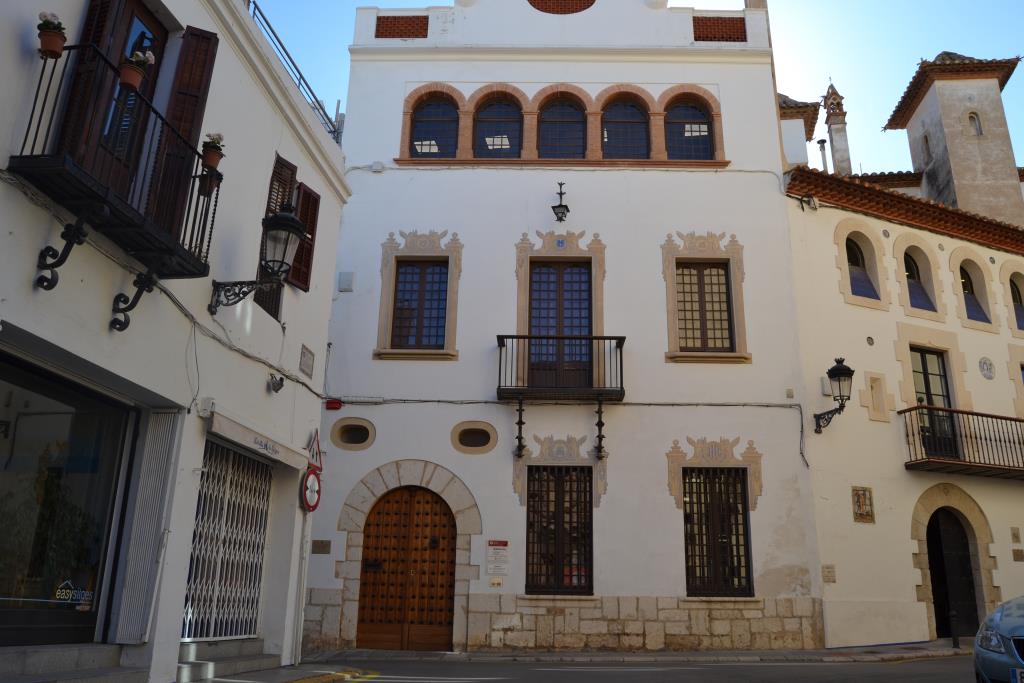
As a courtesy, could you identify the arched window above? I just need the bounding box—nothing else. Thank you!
[602,98,649,159]
[960,266,990,323]
[538,98,586,159]
[904,252,936,311]
[474,98,523,158]
[969,113,983,136]
[665,100,713,160]
[846,237,879,299]
[1012,278,1024,330]
[410,96,459,158]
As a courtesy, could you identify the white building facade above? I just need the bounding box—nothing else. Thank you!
[310,0,827,653]
[0,1,349,680]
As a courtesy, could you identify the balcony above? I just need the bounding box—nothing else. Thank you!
[900,405,1024,480]
[8,44,219,279]
[496,335,626,402]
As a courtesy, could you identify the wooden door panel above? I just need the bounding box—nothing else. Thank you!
[357,487,456,651]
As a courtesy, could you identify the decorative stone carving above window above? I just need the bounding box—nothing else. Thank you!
[513,434,608,507]
[661,231,749,363]
[375,229,463,360]
[515,230,605,336]
[665,437,763,510]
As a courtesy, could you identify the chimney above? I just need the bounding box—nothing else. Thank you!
[817,139,829,173]
[823,84,852,176]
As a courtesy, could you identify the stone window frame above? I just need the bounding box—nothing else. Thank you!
[999,260,1024,339]
[451,420,498,455]
[856,371,896,423]
[833,218,890,311]
[892,232,945,323]
[665,437,764,511]
[335,460,482,651]
[374,230,463,360]
[661,231,750,363]
[910,483,1000,641]
[513,434,608,507]
[515,230,606,337]
[893,322,974,410]
[948,246,999,334]
[330,417,376,451]
[396,81,730,168]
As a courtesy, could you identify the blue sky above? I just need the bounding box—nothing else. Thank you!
[258,0,1024,172]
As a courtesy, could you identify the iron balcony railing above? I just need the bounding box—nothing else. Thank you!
[900,405,1024,480]
[246,0,341,143]
[497,335,626,401]
[9,43,220,278]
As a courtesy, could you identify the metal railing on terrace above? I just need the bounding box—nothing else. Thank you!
[496,335,626,402]
[900,405,1024,480]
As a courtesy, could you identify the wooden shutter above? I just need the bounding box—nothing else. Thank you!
[286,183,320,291]
[59,0,116,158]
[148,27,218,235]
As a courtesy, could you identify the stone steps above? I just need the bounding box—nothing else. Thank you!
[177,639,280,683]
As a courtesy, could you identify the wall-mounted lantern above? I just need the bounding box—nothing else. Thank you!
[813,357,855,433]
[208,204,306,315]
[551,182,570,222]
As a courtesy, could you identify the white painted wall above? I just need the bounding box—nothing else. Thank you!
[0,0,348,679]
[781,118,809,166]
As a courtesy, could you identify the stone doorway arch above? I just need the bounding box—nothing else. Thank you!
[337,460,482,650]
[910,483,1001,640]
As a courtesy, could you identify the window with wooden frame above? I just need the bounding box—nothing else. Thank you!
[254,155,296,319]
[286,183,320,291]
[682,467,753,598]
[538,98,586,159]
[525,466,593,595]
[390,260,449,349]
[675,261,734,352]
[602,98,650,159]
[474,98,523,158]
[411,96,459,158]
[665,100,713,160]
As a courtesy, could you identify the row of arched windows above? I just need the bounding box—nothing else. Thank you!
[404,83,720,162]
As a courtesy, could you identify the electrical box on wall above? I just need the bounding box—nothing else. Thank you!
[338,272,354,292]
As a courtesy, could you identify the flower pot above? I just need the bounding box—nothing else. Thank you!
[38,30,66,59]
[201,146,224,170]
[198,171,221,197]
[119,62,146,91]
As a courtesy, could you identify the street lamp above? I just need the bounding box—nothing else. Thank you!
[813,357,855,433]
[208,204,306,314]
[551,182,570,222]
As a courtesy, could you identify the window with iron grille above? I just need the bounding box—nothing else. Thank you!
[602,100,649,159]
[391,260,449,349]
[538,98,586,159]
[682,467,752,597]
[474,99,523,158]
[411,97,459,158]
[675,261,734,352]
[254,154,296,319]
[665,102,713,160]
[526,466,593,595]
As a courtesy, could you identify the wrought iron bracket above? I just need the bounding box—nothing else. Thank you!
[208,277,282,315]
[36,216,89,290]
[110,270,158,332]
[594,397,607,459]
[813,402,846,434]
[514,398,526,458]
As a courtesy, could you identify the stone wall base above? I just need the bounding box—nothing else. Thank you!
[467,594,824,651]
[302,590,824,653]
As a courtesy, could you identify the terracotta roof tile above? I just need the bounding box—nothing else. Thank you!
[847,170,922,189]
[777,93,819,142]
[885,52,1020,130]
[786,166,1024,255]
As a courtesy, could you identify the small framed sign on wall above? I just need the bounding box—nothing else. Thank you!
[852,486,875,524]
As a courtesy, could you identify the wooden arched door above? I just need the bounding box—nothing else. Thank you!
[927,508,980,637]
[357,486,456,651]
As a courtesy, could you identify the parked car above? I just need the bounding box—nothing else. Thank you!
[975,596,1024,682]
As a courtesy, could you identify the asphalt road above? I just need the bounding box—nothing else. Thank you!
[298,656,977,682]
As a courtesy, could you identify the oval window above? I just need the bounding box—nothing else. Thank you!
[451,421,497,454]
[331,418,376,451]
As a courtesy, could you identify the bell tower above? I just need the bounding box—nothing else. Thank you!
[823,84,852,176]
[885,52,1024,226]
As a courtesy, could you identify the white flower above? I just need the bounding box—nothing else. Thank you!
[39,12,48,21]
[206,133,224,144]
[144,50,155,64]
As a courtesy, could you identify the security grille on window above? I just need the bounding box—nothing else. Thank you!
[526,466,593,595]
[665,102,712,160]
[539,98,586,159]
[682,467,753,597]
[391,260,449,349]
[676,261,734,352]
[411,97,459,158]
[474,99,523,158]
[182,441,272,640]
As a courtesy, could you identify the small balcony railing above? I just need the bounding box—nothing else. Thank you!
[496,335,626,401]
[8,43,220,279]
[900,405,1024,480]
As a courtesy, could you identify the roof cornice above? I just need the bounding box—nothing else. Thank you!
[786,167,1024,256]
